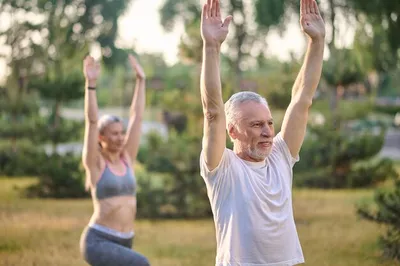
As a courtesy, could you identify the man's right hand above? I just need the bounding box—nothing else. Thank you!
[201,0,233,47]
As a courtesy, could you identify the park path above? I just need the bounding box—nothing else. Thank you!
[48,107,400,160]
[379,128,400,160]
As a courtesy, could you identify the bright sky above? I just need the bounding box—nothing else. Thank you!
[0,0,355,84]
[117,0,184,65]
[117,0,311,65]
[116,0,356,64]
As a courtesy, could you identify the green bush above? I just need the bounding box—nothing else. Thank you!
[374,104,400,116]
[294,122,395,188]
[348,158,398,188]
[136,131,212,219]
[24,153,87,198]
[293,168,334,188]
[357,179,400,261]
[0,141,47,177]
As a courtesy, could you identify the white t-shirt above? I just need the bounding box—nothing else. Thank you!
[200,132,304,266]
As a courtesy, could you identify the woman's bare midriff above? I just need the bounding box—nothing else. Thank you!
[89,195,137,233]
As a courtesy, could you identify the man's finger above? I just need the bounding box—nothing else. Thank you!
[306,0,311,14]
[216,0,221,18]
[222,15,233,29]
[300,0,306,15]
[207,0,212,18]
[201,3,208,21]
[211,0,217,17]
[310,0,316,14]
[313,0,321,16]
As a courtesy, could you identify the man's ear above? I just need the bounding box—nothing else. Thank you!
[228,123,238,140]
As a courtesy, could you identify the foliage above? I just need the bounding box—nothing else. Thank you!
[0,115,44,141]
[350,0,400,66]
[254,0,293,30]
[0,0,131,199]
[357,179,400,261]
[312,99,374,122]
[256,60,301,110]
[294,119,397,189]
[0,141,47,177]
[30,71,84,103]
[323,48,366,87]
[136,131,210,218]
[24,153,87,198]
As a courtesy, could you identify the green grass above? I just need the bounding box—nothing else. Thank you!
[0,177,399,266]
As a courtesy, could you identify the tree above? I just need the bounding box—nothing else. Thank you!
[0,0,133,150]
[357,179,400,261]
[349,2,400,261]
[293,119,398,189]
[137,131,209,218]
[0,0,132,196]
[159,0,294,90]
[349,0,400,66]
[322,47,366,129]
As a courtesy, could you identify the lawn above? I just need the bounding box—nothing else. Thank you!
[0,177,399,266]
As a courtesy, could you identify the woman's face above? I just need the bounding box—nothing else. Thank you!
[99,122,125,152]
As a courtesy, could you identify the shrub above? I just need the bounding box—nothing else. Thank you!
[24,153,87,198]
[294,122,396,188]
[357,179,400,261]
[0,141,47,177]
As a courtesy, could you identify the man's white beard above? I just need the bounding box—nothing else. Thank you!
[235,141,271,161]
[248,146,270,161]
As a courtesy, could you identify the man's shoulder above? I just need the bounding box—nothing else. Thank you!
[200,147,237,161]
[199,148,241,179]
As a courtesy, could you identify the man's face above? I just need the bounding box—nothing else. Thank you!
[229,101,275,162]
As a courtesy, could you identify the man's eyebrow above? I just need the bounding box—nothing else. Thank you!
[248,119,274,124]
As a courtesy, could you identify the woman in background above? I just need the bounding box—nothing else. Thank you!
[79,54,150,266]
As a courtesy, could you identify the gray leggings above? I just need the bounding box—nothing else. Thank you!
[80,226,150,266]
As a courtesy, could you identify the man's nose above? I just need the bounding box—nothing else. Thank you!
[261,126,272,137]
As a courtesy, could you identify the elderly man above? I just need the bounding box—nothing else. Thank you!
[199,0,325,265]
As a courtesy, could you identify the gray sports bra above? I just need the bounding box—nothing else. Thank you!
[95,157,136,200]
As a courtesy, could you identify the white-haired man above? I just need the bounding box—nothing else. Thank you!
[199,0,325,265]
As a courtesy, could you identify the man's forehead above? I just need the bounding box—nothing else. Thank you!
[238,102,272,120]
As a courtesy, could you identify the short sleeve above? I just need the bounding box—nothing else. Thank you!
[272,132,300,168]
[199,148,233,187]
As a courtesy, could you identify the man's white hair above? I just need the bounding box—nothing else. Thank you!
[224,91,269,130]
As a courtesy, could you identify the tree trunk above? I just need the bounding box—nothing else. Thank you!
[52,100,61,154]
[11,113,17,153]
[328,0,336,51]
[52,58,63,154]
[333,161,351,188]
[330,84,344,130]
[229,0,247,92]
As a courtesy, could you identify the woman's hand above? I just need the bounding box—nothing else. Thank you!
[83,56,101,87]
[128,54,146,81]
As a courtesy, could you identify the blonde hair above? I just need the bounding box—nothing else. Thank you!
[97,114,122,135]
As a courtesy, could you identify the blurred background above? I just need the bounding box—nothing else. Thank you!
[0,0,399,265]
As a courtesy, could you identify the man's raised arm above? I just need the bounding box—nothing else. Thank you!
[281,0,326,158]
[200,0,232,171]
